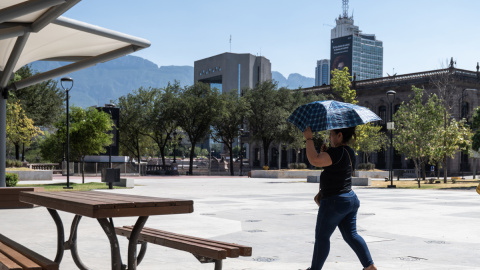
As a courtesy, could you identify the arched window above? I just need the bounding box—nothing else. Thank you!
[461,102,469,120]
[394,104,401,114]
[379,106,387,124]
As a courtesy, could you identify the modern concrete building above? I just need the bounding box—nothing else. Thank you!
[330,3,383,80]
[194,53,272,93]
[315,59,330,86]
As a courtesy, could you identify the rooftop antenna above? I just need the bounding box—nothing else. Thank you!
[342,0,349,18]
[229,35,232,52]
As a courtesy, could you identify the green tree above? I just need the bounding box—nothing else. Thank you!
[330,67,387,164]
[393,87,444,187]
[472,107,480,152]
[117,88,151,163]
[471,107,480,178]
[176,83,221,174]
[331,67,357,104]
[354,123,388,163]
[6,100,43,160]
[13,65,65,127]
[281,89,325,166]
[244,81,286,167]
[39,131,64,163]
[55,106,113,183]
[211,90,250,175]
[147,83,181,167]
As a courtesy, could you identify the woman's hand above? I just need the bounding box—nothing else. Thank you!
[303,127,313,140]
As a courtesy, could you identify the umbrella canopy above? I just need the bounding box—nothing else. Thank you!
[287,100,382,132]
[0,0,151,187]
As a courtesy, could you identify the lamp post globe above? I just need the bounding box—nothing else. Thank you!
[386,90,396,188]
[61,77,73,189]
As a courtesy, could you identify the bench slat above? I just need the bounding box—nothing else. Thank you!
[116,227,227,260]
[0,235,58,270]
[126,226,252,256]
[0,252,22,270]
[0,243,41,270]
[134,227,240,257]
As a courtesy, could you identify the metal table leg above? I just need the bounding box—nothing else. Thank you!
[67,215,94,270]
[127,216,149,270]
[47,208,65,264]
[98,218,124,270]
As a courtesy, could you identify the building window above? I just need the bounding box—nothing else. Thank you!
[379,106,387,124]
[461,102,469,119]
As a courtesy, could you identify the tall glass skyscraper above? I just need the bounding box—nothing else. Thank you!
[315,59,330,86]
[330,13,383,80]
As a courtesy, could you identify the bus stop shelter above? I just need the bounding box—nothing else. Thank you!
[0,0,151,186]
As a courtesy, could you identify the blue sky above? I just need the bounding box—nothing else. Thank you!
[64,0,480,78]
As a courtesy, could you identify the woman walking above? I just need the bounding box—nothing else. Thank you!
[303,126,377,270]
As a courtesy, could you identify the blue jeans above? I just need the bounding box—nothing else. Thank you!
[310,191,374,269]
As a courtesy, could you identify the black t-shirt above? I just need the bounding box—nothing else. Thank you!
[320,146,355,197]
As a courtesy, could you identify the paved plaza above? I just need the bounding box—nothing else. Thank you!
[1,175,480,269]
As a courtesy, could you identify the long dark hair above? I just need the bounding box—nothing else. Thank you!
[333,126,357,144]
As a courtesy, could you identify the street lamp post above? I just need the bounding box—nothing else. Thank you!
[61,77,73,189]
[386,90,396,188]
[239,129,245,176]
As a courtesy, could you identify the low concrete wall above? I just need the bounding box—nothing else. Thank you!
[307,176,371,186]
[251,170,321,179]
[113,178,134,188]
[6,170,53,181]
[352,177,371,186]
[354,170,389,179]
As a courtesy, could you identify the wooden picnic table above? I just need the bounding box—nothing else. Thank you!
[19,191,194,270]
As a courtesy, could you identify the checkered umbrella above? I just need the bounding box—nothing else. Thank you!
[287,100,382,132]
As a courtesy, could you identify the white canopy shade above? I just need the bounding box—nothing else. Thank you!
[0,0,151,186]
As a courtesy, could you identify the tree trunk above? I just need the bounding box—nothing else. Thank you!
[15,144,20,160]
[263,141,270,167]
[414,159,421,188]
[160,147,166,167]
[136,138,141,174]
[81,158,85,184]
[229,144,234,176]
[22,143,25,162]
[473,158,477,180]
[443,156,448,183]
[189,142,195,175]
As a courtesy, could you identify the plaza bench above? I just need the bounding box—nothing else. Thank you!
[0,234,58,270]
[115,226,252,270]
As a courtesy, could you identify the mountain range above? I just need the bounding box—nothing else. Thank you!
[30,55,314,108]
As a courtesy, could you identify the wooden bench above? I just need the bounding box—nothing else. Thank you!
[115,226,252,269]
[0,234,58,270]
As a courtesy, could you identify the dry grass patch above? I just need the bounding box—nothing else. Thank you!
[369,179,480,190]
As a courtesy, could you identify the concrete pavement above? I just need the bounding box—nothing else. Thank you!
[1,175,480,269]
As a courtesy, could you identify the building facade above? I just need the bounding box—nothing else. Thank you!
[194,52,272,94]
[297,64,480,175]
[330,14,383,80]
[315,59,330,86]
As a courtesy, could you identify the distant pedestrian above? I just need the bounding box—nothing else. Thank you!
[430,165,435,177]
[301,126,377,270]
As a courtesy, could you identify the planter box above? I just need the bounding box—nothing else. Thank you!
[354,170,389,179]
[352,177,370,186]
[6,170,53,181]
[251,170,321,179]
[113,178,134,188]
[0,187,45,208]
